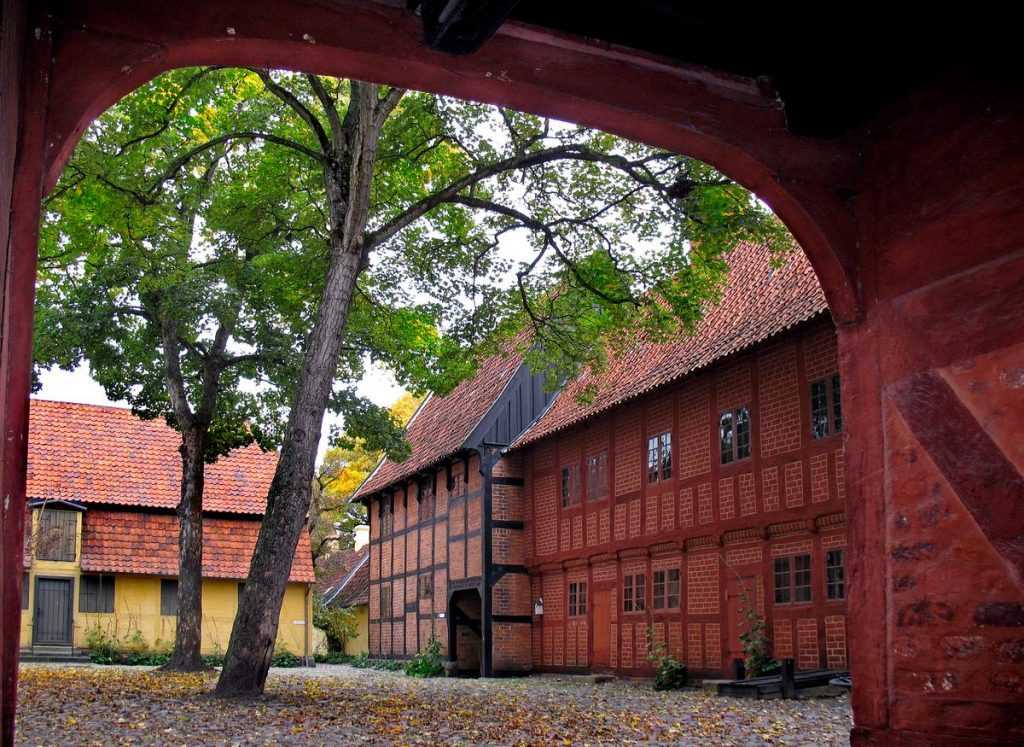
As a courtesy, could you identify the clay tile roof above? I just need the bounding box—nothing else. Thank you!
[314,547,363,596]
[355,347,524,497]
[27,400,278,515]
[512,242,828,447]
[321,548,369,608]
[79,509,314,583]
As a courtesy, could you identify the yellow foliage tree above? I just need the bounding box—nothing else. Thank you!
[310,392,422,561]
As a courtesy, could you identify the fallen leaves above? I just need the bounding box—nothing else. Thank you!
[15,664,852,745]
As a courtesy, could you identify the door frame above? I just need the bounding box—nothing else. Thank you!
[590,586,613,672]
[31,575,75,647]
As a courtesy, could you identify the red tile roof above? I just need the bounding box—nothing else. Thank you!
[79,509,314,583]
[512,243,828,447]
[356,347,524,497]
[27,400,278,515]
[320,547,369,608]
[314,547,364,596]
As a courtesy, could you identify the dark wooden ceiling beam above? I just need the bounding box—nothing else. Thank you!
[413,0,520,54]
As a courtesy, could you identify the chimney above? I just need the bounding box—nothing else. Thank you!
[354,524,369,552]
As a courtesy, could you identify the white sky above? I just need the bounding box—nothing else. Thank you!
[33,361,406,463]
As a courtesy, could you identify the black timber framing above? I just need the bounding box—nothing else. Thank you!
[363,357,552,671]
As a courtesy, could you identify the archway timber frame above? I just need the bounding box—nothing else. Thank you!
[3,2,1023,746]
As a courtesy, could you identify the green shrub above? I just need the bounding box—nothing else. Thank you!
[737,588,778,678]
[271,645,303,668]
[312,599,360,652]
[646,626,688,691]
[314,652,355,665]
[349,652,404,671]
[84,624,118,665]
[404,636,444,678]
[653,656,689,691]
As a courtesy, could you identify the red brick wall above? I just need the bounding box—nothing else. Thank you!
[525,318,850,675]
[367,454,483,660]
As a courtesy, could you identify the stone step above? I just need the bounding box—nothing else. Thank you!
[20,647,92,664]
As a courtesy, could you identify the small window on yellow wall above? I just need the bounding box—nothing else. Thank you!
[160,579,178,616]
[80,575,115,613]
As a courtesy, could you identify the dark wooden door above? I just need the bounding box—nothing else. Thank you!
[33,577,73,646]
[592,589,611,669]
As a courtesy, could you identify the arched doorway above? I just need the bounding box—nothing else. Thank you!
[3,3,1022,745]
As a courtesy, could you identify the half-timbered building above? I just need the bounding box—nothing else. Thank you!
[355,242,848,677]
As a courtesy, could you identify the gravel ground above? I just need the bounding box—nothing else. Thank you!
[16,663,852,745]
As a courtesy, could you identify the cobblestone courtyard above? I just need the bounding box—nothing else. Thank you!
[16,663,851,745]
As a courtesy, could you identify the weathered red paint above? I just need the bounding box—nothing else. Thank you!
[0,2,1021,744]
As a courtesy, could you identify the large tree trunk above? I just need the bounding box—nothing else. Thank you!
[161,427,209,671]
[216,83,384,696]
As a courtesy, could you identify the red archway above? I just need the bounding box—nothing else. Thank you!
[3,2,1022,745]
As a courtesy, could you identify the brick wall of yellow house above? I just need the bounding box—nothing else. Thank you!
[20,509,313,657]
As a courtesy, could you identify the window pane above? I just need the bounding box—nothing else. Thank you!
[660,432,672,479]
[623,576,633,612]
[827,549,846,600]
[653,570,665,609]
[635,575,646,611]
[102,577,116,610]
[569,583,577,616]
[774,557,791,604]
[579,582,587,614]
[720,412,734,464]
[736,407,751,460]
[588,451,609,501]
[419,482,435,522]
[647,437,660,483]
[79,575,96,613]
[668,569,681,608]
[160,579,178,616]
[811,380,829,439]
[794,554,812,602]
[832,374,843,433]
[561,466,571,507]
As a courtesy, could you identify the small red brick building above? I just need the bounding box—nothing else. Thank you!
[355,242,848,677]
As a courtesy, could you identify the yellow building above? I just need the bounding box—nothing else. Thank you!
[21,400,315,659]
[318,544,369,656]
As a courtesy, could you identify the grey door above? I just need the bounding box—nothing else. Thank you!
[33,577,73,645]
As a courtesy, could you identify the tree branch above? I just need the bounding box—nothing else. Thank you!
[305,74,344,153]
[374,86,406,130]
[363,144,676,252]
[250,68,332,156]
[150,131,326,194]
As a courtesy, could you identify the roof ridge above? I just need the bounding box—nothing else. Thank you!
[30,397,133,413]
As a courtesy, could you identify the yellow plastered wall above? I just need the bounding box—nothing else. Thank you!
[343,604,369,656]
[20,508,313,656]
